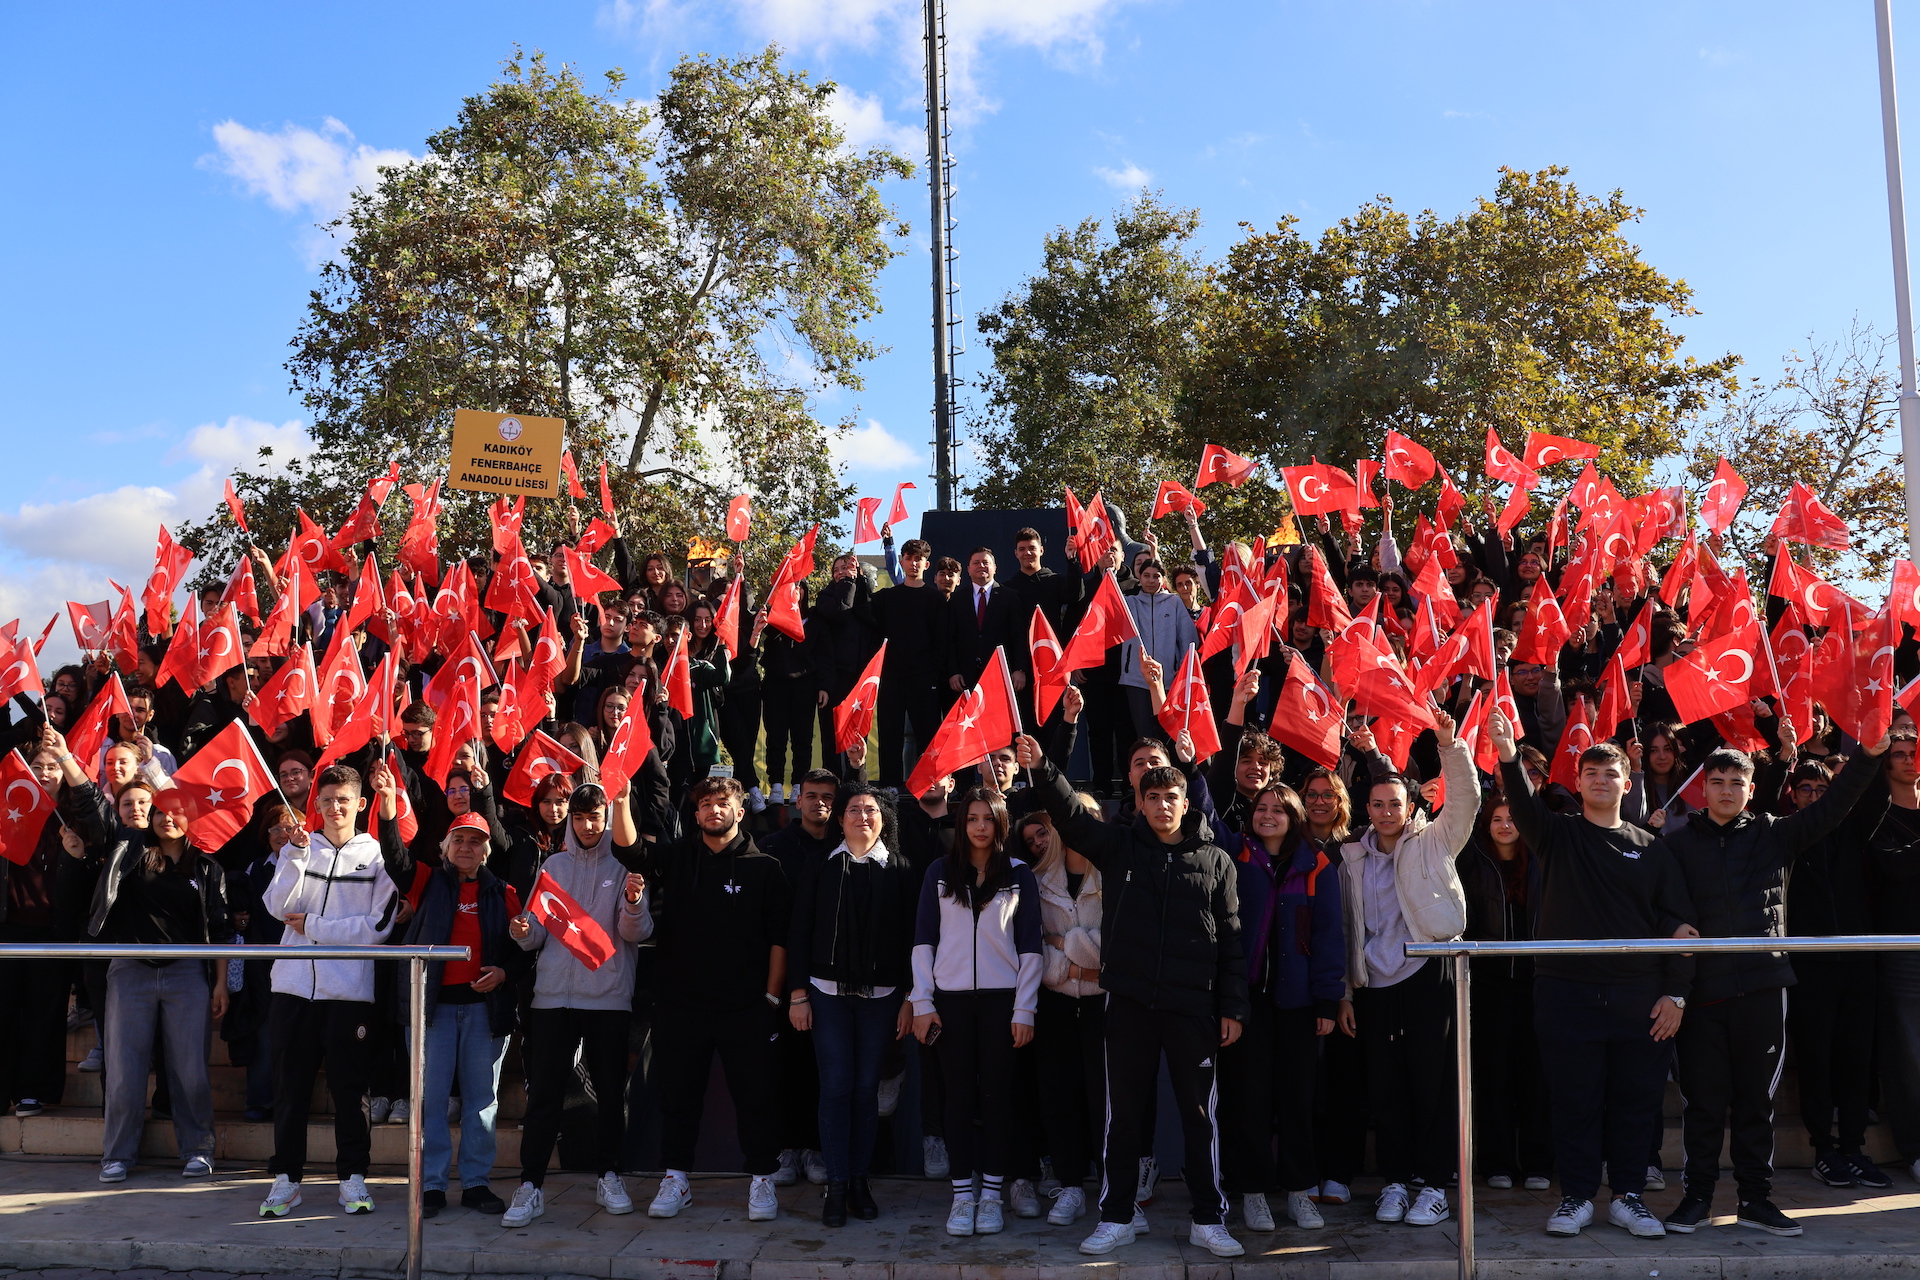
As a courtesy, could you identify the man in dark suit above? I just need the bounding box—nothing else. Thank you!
[945,548,1028,698]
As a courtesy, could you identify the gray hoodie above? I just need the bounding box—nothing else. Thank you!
[515,833,653,1011]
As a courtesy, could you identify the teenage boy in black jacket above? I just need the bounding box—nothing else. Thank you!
[637,776,792,1223]
[1015,734,1249,1261]
[871,535,947,789]
[1489,711,1695,1243]
[1654,734,1888,1236]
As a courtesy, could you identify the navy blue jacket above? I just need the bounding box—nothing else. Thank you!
[1231,833,1344,1018]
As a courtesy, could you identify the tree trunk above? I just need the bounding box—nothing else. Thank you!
[625,381,665,472]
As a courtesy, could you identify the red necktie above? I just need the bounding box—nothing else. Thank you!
[976,586,987,627]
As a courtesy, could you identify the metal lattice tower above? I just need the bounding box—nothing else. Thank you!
[923,0,963,509]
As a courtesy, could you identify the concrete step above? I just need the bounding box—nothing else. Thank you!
[0,1111,524,1166]
[56,1061,530,1121]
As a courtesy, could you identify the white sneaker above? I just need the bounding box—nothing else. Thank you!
[1406,1186,1449,1226]
[877,1071,903,1118]
[1079,1219,1135,1254]
[597,1171,634,1214]
[1189,1222,1244,1257]
[946,1196,976,1236]
[1645,1165,1667,1192]
[1908,1157,1920,1185]
[770,783,786,805]
[182,1155,213,1178]
[1375,1182,1411,1222]
[649,1174,692,1217]
[1608,1193,1666,1238]
[1316,1179,1350,1205]
[1047,1185,1086,1225]
[339,1174,374,1214]
[78,1046,103,1073]
[502,1182,543,1227]
[1524,1175,1552,1191]
[388,1098,411,1126]
[803,1149,828,1185]
[748,786,766,813]
[748,1175,778,1221]
[1287,1191,1324,1229]
[922,1135,950,1178]
[1241,1192,1274,1231]
[368,1096,391,1124]
[1009,1178,1041,1218]
[99,1160,130,1184]
[1487,1173,1513,1189]
[774,1149,800,1186]
[259,1173,301,1216]
[1135,1155,1159,1204]
[1546,1196,1594,1237]
[975,1196,1006,1233]
[1130,1203,1150,1233]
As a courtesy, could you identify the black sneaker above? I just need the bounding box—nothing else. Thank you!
[422,1189,445,1220]
[1811,1149,1855,1187]
[1736,1199,1803,1236]
[462,1184,507,1214]
[1847,1154,1893,1190]
[1663,1193,1713,1234]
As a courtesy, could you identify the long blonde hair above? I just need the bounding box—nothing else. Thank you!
[1021,799,1103,891]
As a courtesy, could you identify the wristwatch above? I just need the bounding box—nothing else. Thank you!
[1666,995,1687,1010]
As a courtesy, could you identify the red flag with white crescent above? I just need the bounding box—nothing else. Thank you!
[0,749,55,865]
[853,497,883,545]
[1698,457,1747,536]
[1382,431,1436,488]
[887,482,916,526]
[663,627,694,719]
[223,477,250,535]
[503,729,588,807]
[598,461,615,518]
[1269,653,1342,770]
[251,643,320,738]
[1149,479,1207,519]
[528,868,617,971]
[1484,427,1539,490]
[1667,624,1762,725]
[713,576,743,662]
[834,642,887,753]
[1030,607,1069,723]
[727,494,752,542]
[1547,698,1596,794]
[156,598,203,694]
[170,719,278,850]
[1193,443,1260,490]
[1521,430,1600,470]
[196,603,245,690]
[1156,647,1220,760]
[67,600,114,653]
[66,676,133,784]
[598,699,656,803]
[560,450,587,500]
[905,648,1020,798]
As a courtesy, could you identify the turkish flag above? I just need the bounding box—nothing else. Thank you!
[1234,588,1283,679]
[312,652,397,777]
[106,582,140,675]
[1856,604,1900,746]
[1061,571,1139,672]
[1698,568,1759,643]
[251,643,319,738]
[398,480,442,587]
[576,518,616,556]
[1270,653,1342,769]
[1076,492,1117,572]
[66,676,132,784]
[424,631,498,713]
[365,745,419,846]
[1521,431,1600,470]
[1354,459,1381,508]
[905,647,1020,798]
[143,524,196,630]
[1635,486,1686,555]
[0,751,57,866]
[171,719,278,851]
[1304,546,1352,632]
[364,460,402,509]
[1547,698,1596,794]
[424,673,480,788]
[835,641,887,752]
[250,551,303,659]
[562,544,623,600]
[853,497,883,545]
[1382,430,1436,488]
[1666,624,1761,724]
[1328,595,1391,690]
[1545,494,1570,555]
[490,661,544,753]
[197,603,245,689]
[598,461,615,517]
[0,629,41,707]
[1150,479,1207,519]
[485,537,545,625]
[1432,599,1498,686]
[1349,650,1436,732]
[223,477,250,535]
[1200,569,1256,664]
[528,869,617,971]
[1436,468,1468,529]
[1768,552,1862,628]
[1771,480,1850,552]
[887,483,916,526]
[330,490,382,551]
[560,450,587,500]
[766,580,806,643]
[1281,463,1359,515]
[1594,650,1635,739]
[1030,608,1069,723]
[770,524,821,594]
[1194,444,1260,489]
[66,600,113,653]
[1484,427,1539,489]
[504,729,588,807]
[1615,602,1655,669]
[1699,457,1746,536]
[291,508,350,576]
[1157,647,1221,759]
[598,700,656,802]
[1496,484,1531,537]
[221,556,262,626]
[661,627,694,719]
[1458,689,1498,776]
[1661,533,1697,607]
[713,576,743,662]
[156,598,203,693]
[314,627,366,745]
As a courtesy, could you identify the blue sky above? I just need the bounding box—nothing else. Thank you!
[0,0,1902,660]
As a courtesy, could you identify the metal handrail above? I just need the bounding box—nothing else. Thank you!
[1401,935,1920,1279]
[0,943,469,1280]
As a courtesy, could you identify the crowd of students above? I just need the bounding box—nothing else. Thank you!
[2,492,1918,1259]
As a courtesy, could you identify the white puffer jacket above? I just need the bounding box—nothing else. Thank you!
[264,831,401,1004]
[1036,861,1104,997]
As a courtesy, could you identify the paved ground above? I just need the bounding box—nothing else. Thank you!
[4,1156,1920,1279]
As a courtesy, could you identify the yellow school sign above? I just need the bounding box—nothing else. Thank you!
[448,409,565,498]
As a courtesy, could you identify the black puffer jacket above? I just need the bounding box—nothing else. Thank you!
[1654,749,1883,1001]
[1034,760,1248,1021]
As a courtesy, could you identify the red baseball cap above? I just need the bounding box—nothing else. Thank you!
[447,813,489,836]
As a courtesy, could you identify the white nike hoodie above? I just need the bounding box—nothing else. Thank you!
[264,830,401,1004]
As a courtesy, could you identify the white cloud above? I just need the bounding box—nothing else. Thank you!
[1095,161,1151,190]
[831,418,921,473]
[0,417,316,665]
[204,118,418,264]
[823,86,924,157]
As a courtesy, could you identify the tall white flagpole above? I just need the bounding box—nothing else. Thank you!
[1875,0,1920,562]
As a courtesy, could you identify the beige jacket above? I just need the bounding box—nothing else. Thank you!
[1036,860,1104,998]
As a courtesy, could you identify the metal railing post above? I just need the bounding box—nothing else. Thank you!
[1453,953,1474,1280]
[408,956,427,1280]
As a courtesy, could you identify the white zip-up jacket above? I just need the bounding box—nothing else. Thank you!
[909,858,1045,1025]
[264,830,401,1004]
[1036,861,1103,998]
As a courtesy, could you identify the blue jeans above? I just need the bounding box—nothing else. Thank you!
[810,986,901,1181]
[419,1002,507,1192]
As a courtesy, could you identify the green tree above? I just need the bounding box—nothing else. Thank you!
[183,46,910,585]
[1685,320,1907,586]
